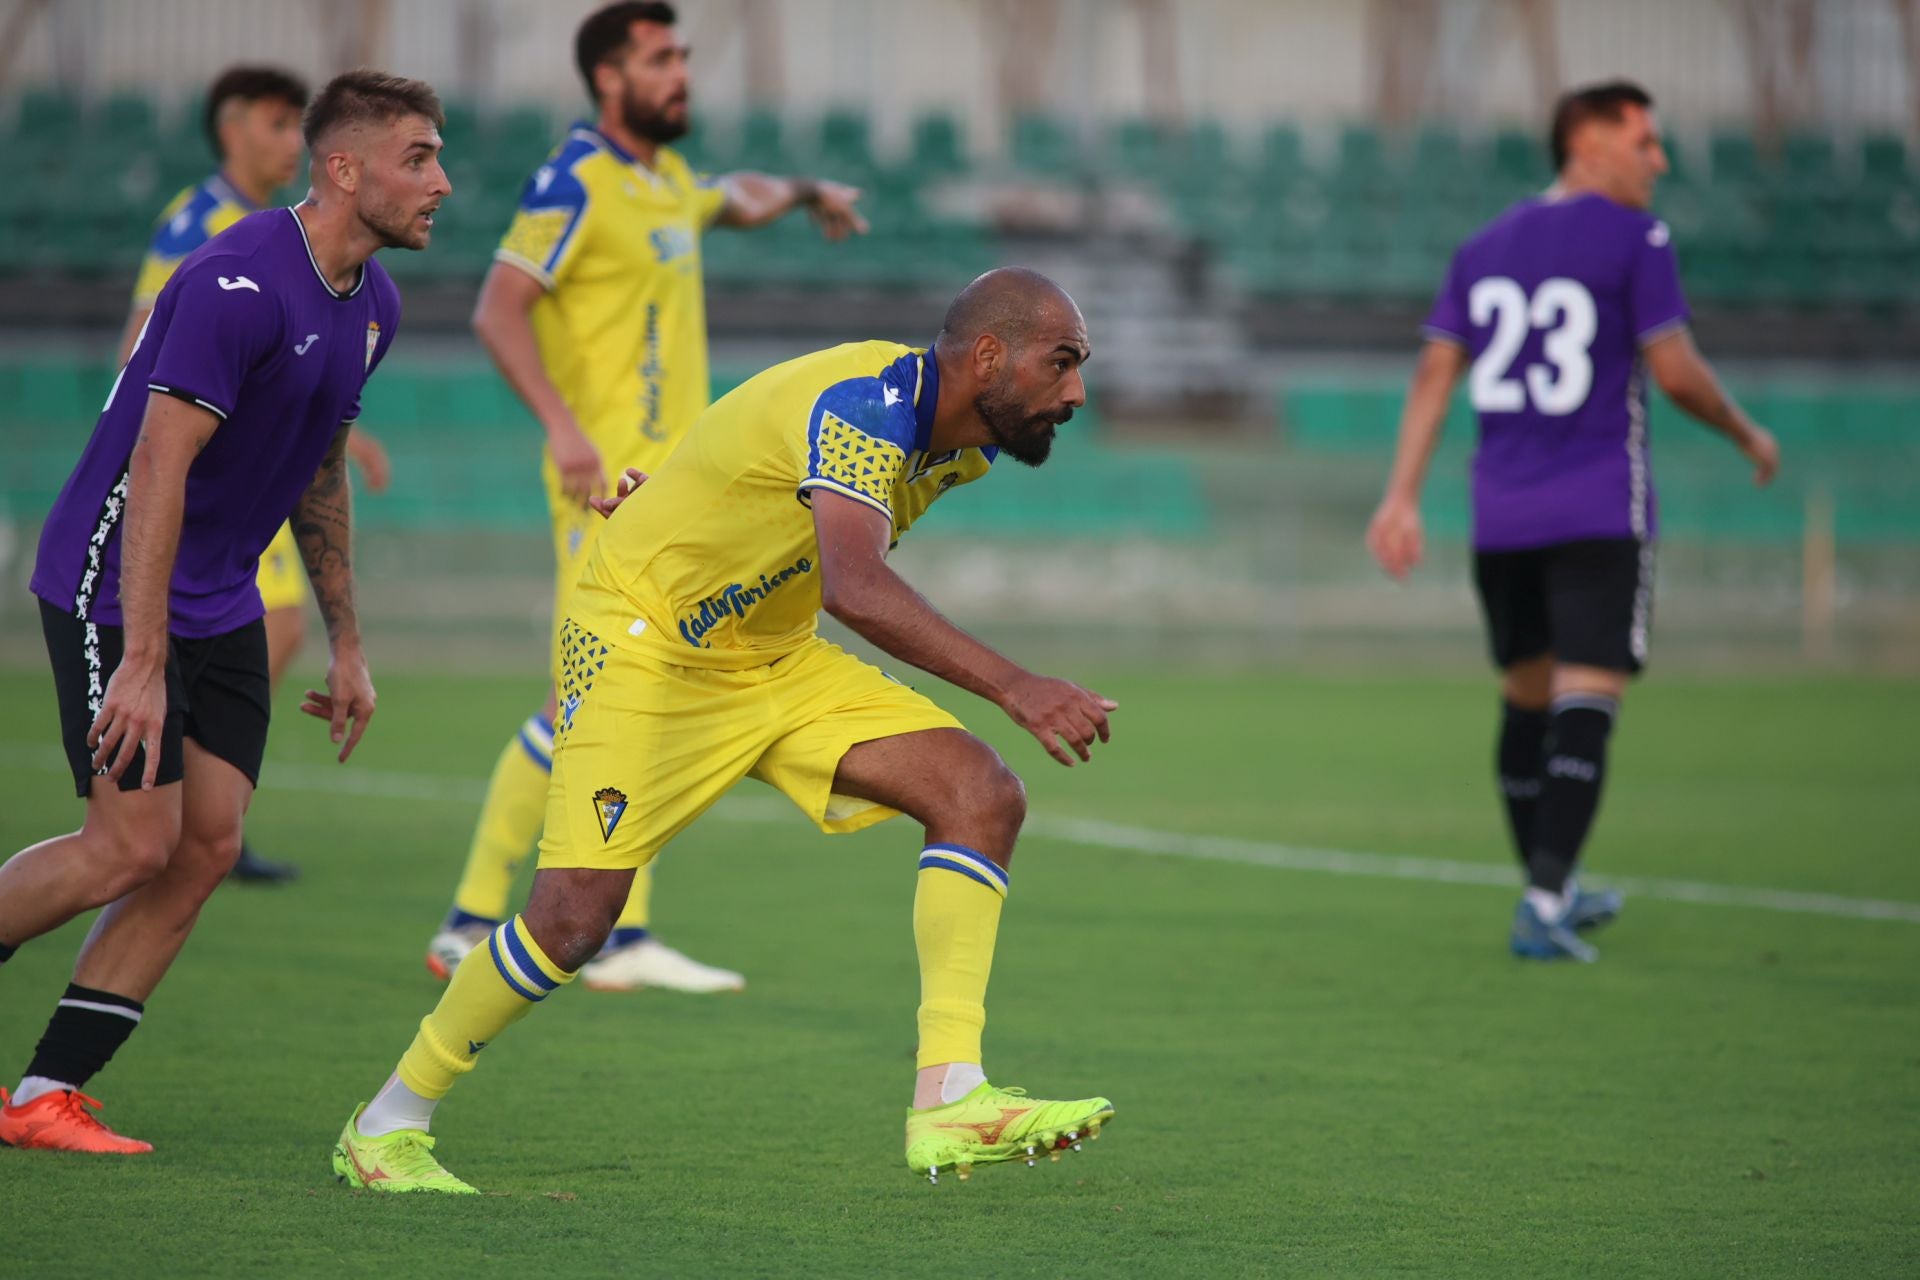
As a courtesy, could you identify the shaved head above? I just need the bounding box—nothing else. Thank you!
[933,267,1090,467]
[936,266,1083,356]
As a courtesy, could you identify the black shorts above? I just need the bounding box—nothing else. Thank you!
[39,599,271,797]
[1471,538,1654,675]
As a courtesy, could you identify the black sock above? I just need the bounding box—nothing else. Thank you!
[1529,695,1618,894]
[22,984,145,1090]
[0,940,16,966]
[1496,701,1549,873]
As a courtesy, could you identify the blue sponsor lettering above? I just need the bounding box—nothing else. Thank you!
[678,557,815,646]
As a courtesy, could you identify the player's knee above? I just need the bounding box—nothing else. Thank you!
[176,825,245,886]
[95,826,178,895]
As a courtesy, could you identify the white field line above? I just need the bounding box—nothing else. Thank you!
[3,744,1917,926]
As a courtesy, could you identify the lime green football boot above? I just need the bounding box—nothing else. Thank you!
[905,1082,1115,1184]
[331,1104,479,1195]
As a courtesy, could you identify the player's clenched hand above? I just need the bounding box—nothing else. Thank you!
[300,643,376,763]
[88,656,168,788]
[804,181,869,242]
[1366,495,1424,581]
[548,420,606,508]
[999,673,1118,767]
[589,467,649,519]
[1741,424,1780,487]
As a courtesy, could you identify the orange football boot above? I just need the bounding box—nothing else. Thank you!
[0,1087,153,1154]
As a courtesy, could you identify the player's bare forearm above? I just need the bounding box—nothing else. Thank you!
[1645,330,1750,441]
[472,263,577,437]
[1383,339,1468,501]
[119,393,219,662]
[716,174,867,238]
[293,423,361,649]
[824,557,1026,706]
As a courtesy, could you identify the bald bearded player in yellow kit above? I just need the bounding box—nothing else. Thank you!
[333,268,1119,1192]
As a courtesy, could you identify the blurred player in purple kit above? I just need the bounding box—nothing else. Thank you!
[0,72,448,1154]
[1366,81,1780,962]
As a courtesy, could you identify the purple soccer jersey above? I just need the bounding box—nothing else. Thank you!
[1424,192,1690,551]
[32,209,400,637]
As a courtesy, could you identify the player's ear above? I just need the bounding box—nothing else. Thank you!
[324,148,358,194]
[971,333,1004,381]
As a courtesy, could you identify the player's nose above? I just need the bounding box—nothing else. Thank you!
[1063,370,1087,409]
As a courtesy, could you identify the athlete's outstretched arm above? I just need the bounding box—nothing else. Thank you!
[292,421,375,762]
[88,392,221,786]
[1643,328,1779,485]
[715,174,869,240]
[1366,338,1470,580]
[812,490,1116,767]
[472,261,603,505]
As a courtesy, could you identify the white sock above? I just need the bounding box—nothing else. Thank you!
[1525,887,1568,924]
[357,1073,440,1136]
[938,1062,987,1105]
[11,1075,73,1108]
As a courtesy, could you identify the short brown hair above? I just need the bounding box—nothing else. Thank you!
[1549,80,1654,172]
[575,2,678,102]
[205,66,308,160]
[302,70,444,149]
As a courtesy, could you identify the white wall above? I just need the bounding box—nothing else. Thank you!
[7,0,1912,144]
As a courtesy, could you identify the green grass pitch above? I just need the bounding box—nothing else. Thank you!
[1,664,1916,1277]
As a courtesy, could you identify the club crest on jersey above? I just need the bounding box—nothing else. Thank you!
[593,787,629,842]
[364,321,380,371]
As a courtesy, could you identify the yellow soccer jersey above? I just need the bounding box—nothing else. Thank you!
[569,341,995,669]
[131,172,259,306]
[494,123,728,478]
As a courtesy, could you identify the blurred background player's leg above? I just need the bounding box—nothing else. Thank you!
[227,521,304,885]
[425,506,740,993]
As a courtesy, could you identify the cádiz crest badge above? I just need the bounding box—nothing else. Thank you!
[593,786,629,842]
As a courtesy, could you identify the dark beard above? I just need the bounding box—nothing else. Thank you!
[976,387,1064,468]
[622,90,689,144]
[361,203,426,252]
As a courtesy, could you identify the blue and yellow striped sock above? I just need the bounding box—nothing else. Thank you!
[449,714,553,922]
[914,844,1009,1070]
[396,915,575,1099]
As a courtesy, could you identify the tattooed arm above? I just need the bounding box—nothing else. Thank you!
[293,421,376,761]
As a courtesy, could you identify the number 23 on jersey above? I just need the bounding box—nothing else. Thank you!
[1468,276,1597,416]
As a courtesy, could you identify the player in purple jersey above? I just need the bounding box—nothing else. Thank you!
[0,72,450,1156]
[1365,81,1780,963]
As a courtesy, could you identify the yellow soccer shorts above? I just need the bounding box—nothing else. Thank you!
[538,623,964,871]
[256,521,307,612]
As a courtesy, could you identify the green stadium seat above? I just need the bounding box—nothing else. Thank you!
[16,87,82,138]
[1108,117,1165,175]
[1009,113,1075,178]
[735,107,787,171]
[816,108,875,177]
[909,112,967,175]
[1257,124,1306,179]
[1859,132,1909,186]
[99,93,158,146]
[1490,129,1547,185]
[1780,131,1836,185]
[1708,131,1761,184]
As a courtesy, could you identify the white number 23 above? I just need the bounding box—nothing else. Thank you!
[1467,276,1596,416]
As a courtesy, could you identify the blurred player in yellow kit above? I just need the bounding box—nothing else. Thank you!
[334,267,1116,1193]
[118,66,391,883]
[424,1,868,992]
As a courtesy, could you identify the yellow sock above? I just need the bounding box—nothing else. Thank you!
[397,915,574,1099]
[611,864,653,932]
[913,844,1009,1069]
[450,715,553,921]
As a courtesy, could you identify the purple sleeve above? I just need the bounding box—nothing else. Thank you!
[1630,219,1690,345]
[1422,253,1469,346]
[145,261,281,420]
